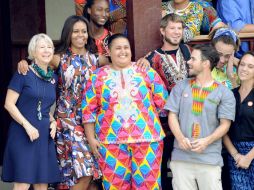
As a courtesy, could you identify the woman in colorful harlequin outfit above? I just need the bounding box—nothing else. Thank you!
[82,34,168,190]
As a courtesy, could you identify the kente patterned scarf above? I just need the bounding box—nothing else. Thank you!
[190,79,219,116]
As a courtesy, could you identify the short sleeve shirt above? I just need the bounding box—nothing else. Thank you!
[164,78,236,166]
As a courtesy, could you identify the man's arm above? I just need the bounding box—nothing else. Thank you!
[168,112,192,151]
[239,24,254,33]
[217,0,253,32]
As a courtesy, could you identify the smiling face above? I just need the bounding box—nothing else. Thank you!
[214,41,235,69]
[71,21,88,51]
[109,37,132,70]
[34,39,54,66]
[88,0,109,26]
[161,21,183,46]
[238,54,254,82]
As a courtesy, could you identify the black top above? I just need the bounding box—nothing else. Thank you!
[229,87,254,142]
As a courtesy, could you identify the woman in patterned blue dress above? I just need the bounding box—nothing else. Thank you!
[1,34,60,190]
[53,15,102,190]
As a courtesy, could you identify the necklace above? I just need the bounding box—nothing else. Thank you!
[32,63,54,81]
[34,73,46,120]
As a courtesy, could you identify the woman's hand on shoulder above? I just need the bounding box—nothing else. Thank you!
[50,54,60,70]
[17,59,29,75]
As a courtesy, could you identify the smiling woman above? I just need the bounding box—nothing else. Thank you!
[83,0,111,56]
[1,33,60,190]
[52,15,102,190]
[82,33,168,190]
[107,34,132,69]
[223,52,254,190]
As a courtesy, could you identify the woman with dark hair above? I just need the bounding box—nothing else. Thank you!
[223,51,254,190]
[82,33,168,189]
[83,0,111,56]
[210,27,241,89]
[76,0,127,34]
[82,0,149,68]
[53,15,102,190]
[55,15,97,55]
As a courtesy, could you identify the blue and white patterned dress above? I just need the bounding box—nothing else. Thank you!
[55,48,101,187]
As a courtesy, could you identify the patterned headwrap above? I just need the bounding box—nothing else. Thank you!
[213,28,238,43]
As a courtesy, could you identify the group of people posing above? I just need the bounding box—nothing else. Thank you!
[1,0,254,190]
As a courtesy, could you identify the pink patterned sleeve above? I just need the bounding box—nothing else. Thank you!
[81,73,98,124]
[148,68,168,109]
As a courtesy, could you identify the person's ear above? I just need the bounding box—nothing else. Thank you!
[203,59,210,68]
[160,28,165,37]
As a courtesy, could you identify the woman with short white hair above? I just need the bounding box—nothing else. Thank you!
[1,33,60,190]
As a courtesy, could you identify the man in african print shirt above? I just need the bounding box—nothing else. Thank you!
[164,44,235,190]
[145,13,190,190]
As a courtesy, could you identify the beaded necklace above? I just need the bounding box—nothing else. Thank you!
[31,63,51,120]
[190,79,219,116]
[33,72,46,121]
[32,63,54,81]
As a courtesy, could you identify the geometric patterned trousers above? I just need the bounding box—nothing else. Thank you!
[98,141,163,190]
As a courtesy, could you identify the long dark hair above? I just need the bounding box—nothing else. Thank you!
[83,0,110,29]
[55,15,97,54]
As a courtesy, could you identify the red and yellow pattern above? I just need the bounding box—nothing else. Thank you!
[190,79,219,116]
[191,122,201,139]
